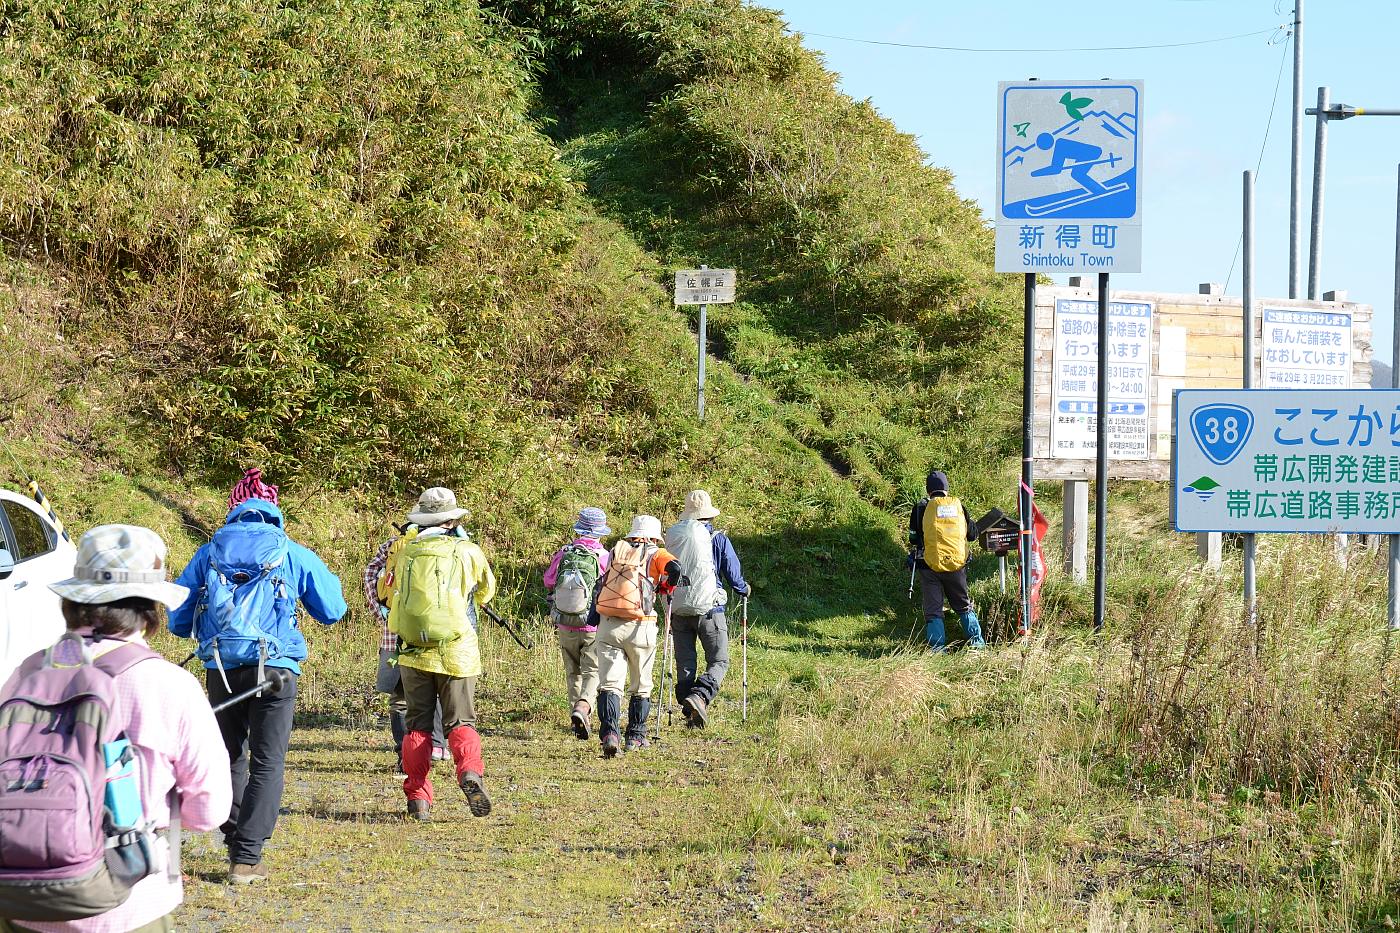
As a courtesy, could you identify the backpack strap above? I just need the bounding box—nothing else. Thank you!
[89,640,162,678]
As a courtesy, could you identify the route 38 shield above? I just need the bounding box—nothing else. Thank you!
[1189,404,1253,466]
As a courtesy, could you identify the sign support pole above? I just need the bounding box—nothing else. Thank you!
[1093,272,1109,634]
[1243,171,1259,648]
[1288,0,1304,299]
[697,264,708,422]
[1020,273,1035,637]
[1390,164,1400,631]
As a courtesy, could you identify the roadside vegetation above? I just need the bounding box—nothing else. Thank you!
[2,0,1399,928]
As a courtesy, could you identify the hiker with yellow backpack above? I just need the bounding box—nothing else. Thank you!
[593,516,682,757]
[383,488,496,821]
[908,470,985,650]
[364,517,450,774]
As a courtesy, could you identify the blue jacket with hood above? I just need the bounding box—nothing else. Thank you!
[169,499,347,674]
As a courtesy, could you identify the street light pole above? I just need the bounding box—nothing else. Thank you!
[1305,91,1400,300]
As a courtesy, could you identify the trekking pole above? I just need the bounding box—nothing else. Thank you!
[741,595,749,723]
[483,605,534,650]
[177,650,198,668]
[907,560,916,600]
[210,668,293,714]
[655,596,672,741]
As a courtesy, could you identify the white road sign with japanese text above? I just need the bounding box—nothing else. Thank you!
[995,80,1143,274]
[1261,308,1352,389]
[1051,298,1152,459]
[674,269,737,306]
[1173,389,1400,533]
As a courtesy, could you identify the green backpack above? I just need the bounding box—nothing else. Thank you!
[391,534,474,647]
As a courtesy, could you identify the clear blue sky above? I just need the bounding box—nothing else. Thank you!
[771,1,1400,369]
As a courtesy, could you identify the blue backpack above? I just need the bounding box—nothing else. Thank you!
[194,519,292,686]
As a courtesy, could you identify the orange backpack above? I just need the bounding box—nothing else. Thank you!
[595,540,654,621]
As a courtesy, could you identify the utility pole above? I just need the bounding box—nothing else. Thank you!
[1288,1,1303,298]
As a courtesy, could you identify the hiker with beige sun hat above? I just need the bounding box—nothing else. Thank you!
[0,525,231,930]
[593,515,681,757]
[383,487,496,820]
[664,490,751,729]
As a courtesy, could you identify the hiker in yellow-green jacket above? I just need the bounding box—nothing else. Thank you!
[385,487,496,821]
[908,470,985,651]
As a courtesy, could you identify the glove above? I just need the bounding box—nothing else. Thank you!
[906,552,917,570]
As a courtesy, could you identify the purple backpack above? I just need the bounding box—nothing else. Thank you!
[0,632,160,921]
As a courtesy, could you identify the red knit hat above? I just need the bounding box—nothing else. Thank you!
[228,467,279,510]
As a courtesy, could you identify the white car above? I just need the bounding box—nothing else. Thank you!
[0,489,77,685]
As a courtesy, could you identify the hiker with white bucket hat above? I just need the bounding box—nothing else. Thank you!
[593,515,681,757]
[664,490,751,728]
[0,525,231,930]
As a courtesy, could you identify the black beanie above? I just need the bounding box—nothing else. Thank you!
[926,470,949,495]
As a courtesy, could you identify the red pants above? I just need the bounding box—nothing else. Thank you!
[402,726,483,803]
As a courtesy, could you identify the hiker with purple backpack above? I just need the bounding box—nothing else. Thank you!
[0,525,232,932]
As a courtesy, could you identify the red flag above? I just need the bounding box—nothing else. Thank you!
[1018,484,1051,635]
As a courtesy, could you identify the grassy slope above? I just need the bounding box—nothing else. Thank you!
[3,0,1400,929]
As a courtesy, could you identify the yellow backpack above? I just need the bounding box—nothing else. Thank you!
[921,495,968,573]
[377,526,420,606]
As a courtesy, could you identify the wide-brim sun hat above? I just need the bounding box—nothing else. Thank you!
[572,507,611,538]
[408,487,470,525]
[678,489,721,522]
[626,515,664,543]
[49,524,189,611]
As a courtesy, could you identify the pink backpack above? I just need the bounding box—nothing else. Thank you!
[0,633,161,921]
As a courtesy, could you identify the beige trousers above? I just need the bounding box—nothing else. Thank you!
[555,625,599,707]
[596,615,657,699]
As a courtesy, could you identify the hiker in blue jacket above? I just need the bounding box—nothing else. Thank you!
[169,493,347,885]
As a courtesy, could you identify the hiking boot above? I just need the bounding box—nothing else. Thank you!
[394,754,408,778]
[431,745,450,761]
[682,693,709,728]
[459,771,492,817]
[601,731,621,759]
[625,734,650,753]
[570,702,592,740]
[406,799,431,822]
[228,863,267,885]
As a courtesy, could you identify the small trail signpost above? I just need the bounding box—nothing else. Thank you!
[674,267,737,421]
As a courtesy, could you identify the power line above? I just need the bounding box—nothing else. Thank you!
[1224,29,1293,291]
[796,24,1287,54]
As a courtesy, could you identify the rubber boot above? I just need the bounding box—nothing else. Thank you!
[925,615,948,651]
[960,611,986,648]
[624,696,652,752]
[597,691,622,758]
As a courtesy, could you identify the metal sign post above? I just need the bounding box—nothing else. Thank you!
[1022,273,1035,634]
[1093,272,1109,634]
[673,267,738,421]
[1242,171,1258,646]
[1391,164,1400,631]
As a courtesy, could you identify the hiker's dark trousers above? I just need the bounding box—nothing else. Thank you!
[208,665,297,866]
[918,565,973,619]
[673,609,730,705]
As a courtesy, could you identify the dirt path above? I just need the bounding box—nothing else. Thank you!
[179,718,757,931]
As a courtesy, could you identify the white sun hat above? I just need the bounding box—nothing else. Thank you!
[408,487,470,525]
[626,515,664,543]
[678,489,721,522]
[49,524,190,610]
